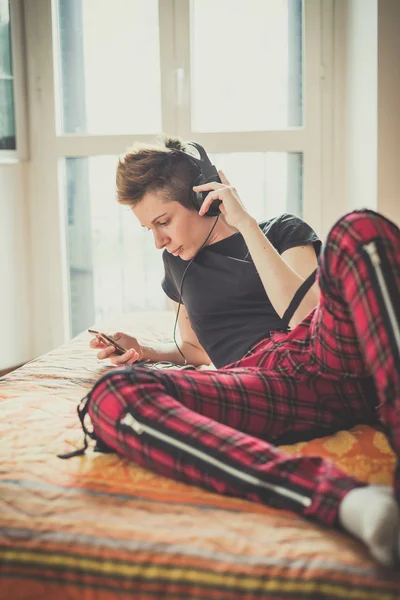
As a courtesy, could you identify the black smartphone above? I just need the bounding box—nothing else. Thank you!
[88,329,128,355]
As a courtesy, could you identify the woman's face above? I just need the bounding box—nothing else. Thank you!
[132,190,216,261]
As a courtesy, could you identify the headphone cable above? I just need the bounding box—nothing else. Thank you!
[172,215,220,365]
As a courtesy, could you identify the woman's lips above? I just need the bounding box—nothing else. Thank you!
[172,246,183,256]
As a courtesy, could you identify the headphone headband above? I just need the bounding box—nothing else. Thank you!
[185,141,213,168]
[178,141,222,216]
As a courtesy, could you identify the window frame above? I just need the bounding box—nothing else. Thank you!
[24,0,332,354]
[0,0,28,163]
[54,0,323,231]
[54,0,324,224]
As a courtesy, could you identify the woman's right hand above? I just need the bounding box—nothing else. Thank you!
[89,331,143,366]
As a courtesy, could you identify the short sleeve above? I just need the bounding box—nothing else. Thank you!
[161,252,182,303]
[264,213,322,258]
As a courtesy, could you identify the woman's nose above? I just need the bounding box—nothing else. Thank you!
[154,231,169,250]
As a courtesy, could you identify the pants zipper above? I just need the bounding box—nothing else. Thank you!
[120,412,312,508]
[363,241,400,365]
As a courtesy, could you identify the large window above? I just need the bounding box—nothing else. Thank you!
[0,0,26,161]
[0,0,15,151]
[64,152,302,336]
[25,0,324,342]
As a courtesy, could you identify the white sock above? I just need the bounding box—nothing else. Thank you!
[338,485,399,567]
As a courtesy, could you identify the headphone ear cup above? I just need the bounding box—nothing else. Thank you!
[203,171,222,216]
[191,189,221,216]
[205,199,222,217]
[192,190,204,212]
[191,173,204,212]
[190,168,222,216]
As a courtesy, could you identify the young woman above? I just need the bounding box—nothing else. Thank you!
[88,136,400,567]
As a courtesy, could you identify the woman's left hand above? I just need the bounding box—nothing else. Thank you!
[193,171,253,230]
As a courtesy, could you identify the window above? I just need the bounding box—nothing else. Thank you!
[0,0,27,161]
[57,0,162,135]
[26,0,325,340]
[0,0,15,150]
[64,155,165,336]
[191,0,302,132]
[64,152,302,336]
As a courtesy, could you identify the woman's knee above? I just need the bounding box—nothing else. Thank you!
[88,367,158,432]
[327,210,398,250]
[317,209,399,298]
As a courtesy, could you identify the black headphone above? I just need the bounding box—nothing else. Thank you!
[178,141,222,217]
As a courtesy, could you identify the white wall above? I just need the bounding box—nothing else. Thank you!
[345,0,378,212]
[377,0,400,226]
[0,163,32,370]
[337,0,400,227]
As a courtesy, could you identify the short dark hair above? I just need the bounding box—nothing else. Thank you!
[116,134,199,210]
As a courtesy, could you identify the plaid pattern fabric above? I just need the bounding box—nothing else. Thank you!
[88,210,400,526]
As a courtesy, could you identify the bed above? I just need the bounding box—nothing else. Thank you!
[1,311,399,599]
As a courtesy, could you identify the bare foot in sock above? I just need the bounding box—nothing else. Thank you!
[339,485,399,567]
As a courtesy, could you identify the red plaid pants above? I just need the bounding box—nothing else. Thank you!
[88,210,400,527]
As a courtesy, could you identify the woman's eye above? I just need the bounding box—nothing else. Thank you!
[144,220,169,232]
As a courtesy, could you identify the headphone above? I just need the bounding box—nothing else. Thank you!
[163,141,222,366]
[178,141,222,217]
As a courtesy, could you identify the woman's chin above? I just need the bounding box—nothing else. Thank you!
[179,249,192,261]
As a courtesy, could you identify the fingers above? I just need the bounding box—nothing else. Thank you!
[125,352,141,366]
[97,345,117,360]
[96,344,140,365]
[110,348,140,366]
[194,175,233,216]
[193,181,223,193]
[198,190,222,216]
[90,336,106,349]
[109,331,123,341]
[91,332,125,353]
[192,169,230,191]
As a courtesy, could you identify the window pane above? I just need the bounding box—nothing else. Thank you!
[191,0,302,132]
[57,0,162,135]
[64,156,165,337]
[0,0,16,150]
[210,152,303,221]
[0,0,12,75]
[65,153,302,335]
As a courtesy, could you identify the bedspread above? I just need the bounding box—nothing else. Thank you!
[0,311,399,599]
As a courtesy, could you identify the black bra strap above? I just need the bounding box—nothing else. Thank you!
[281,268,318,331]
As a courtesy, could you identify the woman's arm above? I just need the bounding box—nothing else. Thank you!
[141,301,212,367]
[239,218,319,328]
[194,172,319,330]
[90,302,212,368]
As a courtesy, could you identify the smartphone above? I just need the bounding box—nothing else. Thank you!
[88,329,128,355]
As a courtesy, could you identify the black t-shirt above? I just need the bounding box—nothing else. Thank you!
[161,213,321,368]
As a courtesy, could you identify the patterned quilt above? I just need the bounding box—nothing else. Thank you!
[0,311,399,599]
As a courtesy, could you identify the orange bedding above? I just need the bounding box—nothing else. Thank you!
[1,311,399,599]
